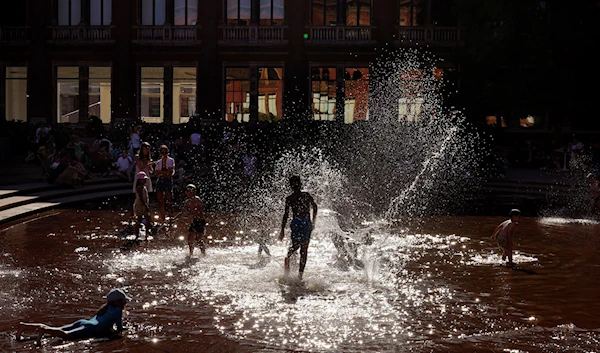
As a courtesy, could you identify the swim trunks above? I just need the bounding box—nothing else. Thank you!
[189,219,206,233]
[155,177,173,192]
[496,232,509,249]
[290,218,312,245]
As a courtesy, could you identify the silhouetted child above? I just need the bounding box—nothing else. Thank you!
[279,176,318,280]
[174,184,206,256]
[16,288,131,346]
[491,209,521,266]
[133,171,151,239]
[252,217,271,257]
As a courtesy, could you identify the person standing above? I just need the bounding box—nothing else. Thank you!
[175,184,206,256]
[155,145,175,223]
[132,142,153,193]
[279,176,318,280]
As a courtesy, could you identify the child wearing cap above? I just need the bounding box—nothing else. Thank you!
[16,288,131,346]
[491,209,521,266]
[133,171,151,239]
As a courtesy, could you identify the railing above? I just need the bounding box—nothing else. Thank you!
[396,26,462,44]
[135,26,197,41]
[307,26,373,43]
[51,26,113,42]
[221,26,285,43]
[0,26,28,43]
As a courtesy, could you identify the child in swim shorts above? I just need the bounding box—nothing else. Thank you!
[491,209,521,266]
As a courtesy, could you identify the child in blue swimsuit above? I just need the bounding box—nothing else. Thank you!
[16,288,131,346]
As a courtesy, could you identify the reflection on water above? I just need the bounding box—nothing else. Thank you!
[0,209,599,352]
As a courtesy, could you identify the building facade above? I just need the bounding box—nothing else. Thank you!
[0,0,463,125]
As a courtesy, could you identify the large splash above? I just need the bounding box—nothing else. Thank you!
[231,48,488,227]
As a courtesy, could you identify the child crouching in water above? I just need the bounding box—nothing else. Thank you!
[491,209,521,266]
[16,288,131,346]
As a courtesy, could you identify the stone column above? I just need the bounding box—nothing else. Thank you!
[79,66,90,124]
[173,82,181,124]
[163,65,173,124]
[99,83,111,123]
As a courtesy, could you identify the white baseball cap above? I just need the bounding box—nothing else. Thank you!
[105,288,132,303]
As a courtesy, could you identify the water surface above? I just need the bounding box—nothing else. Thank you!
[1,209,599,352]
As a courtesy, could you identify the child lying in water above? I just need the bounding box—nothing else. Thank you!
[16,288,131,346]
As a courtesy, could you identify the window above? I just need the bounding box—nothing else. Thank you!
[58,0,81,26]
[89,67,111,123]
[346,0,371,26]
[312,0,337,26]
[258,67,283,122]
[141,0,166,25]
[90,0,112,26]
[175,0,197,25]
[5,67,27,122]
[344,68,369,123]
[141,67,164,123]
[260,0,284,25]
[311,68,336,121]
[57,67,80,123]
[399,0,424,26]
[173,67,196,124]
[398,69,425,121]
[227,0,251,25]
[225,68,250,122]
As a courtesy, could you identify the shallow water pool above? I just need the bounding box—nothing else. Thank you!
[1,209,599,352]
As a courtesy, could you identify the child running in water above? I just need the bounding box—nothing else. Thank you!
[16,288,131,346]
[133,171,151,239]
[279,175,318,280]
[491,209,521,266]
[175,184,206,256]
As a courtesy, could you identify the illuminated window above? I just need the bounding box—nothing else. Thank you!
[399,0,424,26]
[89,67,111,123]
[5,67,27,122]
[57,67,80,123]
[260,0,284,25]
[141,0,166,25]
[58,0,81,26]
[398,69,425,121]
[312,0,337,26]
[227,0,251,25]
[90,0,112,25]
[175,0,197,25]
[225,68,250,122]
[141,67,164,123]
[258,67,283,122]
[346,0,371,26]
[344,68,369,123]
[311,68,336,121]
[173,67,196,124]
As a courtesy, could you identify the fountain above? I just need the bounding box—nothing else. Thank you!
[1,49,599,352]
